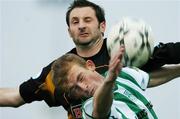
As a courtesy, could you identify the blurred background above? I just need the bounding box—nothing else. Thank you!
[0,0,179,119]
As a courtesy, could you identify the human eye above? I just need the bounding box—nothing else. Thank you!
[77,72,84,82]
[85,17,92,23]
[72,21,78,24]
[71,18,79,25]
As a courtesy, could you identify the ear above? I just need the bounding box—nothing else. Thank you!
[100,21,106,34]
[86,60,95,71]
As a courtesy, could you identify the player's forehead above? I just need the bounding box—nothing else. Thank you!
[69,7,96,20]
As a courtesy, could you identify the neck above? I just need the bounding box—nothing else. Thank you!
[76,37,104,57]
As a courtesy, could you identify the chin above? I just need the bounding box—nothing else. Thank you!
[77,39,92,45]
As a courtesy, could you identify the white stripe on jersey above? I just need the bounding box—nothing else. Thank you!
[113,100,138,118]
[121,67,149,90]
[82,98,136,119]
[116,77,150,102]
[115,68,154,118]
[114,85,154,119]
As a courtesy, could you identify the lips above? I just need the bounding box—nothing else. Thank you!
[79,33,89,37]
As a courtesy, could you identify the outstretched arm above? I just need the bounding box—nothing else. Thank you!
[92,47,124,118]
[141,42,180,72]
[148,64,180,88]
[0,87,25,107]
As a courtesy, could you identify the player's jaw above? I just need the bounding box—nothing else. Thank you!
[77,31,91,44]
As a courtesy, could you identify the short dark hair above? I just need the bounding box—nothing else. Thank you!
[66,0,105,27]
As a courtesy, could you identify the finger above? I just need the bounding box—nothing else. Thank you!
[107,61,122,81]
[110,47,124,65]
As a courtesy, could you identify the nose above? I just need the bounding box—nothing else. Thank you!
[78,21,86,31]
[79,27,85,32]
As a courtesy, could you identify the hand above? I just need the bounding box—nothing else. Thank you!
[106,46,125,82]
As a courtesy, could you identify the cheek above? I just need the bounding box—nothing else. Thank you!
[91,27,101,36]
[69,27,77,35]
[89,76,103,86]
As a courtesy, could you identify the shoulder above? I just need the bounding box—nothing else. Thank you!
[30,61,54,81]
[117,67,149,90]
[68,47,77,54]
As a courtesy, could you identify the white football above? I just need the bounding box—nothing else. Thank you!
[107,17,154,67]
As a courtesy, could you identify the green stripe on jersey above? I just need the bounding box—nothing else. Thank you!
[115,107,129,119]
[114,92,142,115]
[118,70,142,90]
[115,81,158,119]
[102,69,142,90]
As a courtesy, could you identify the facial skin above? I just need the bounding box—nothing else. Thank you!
[68,7,105,48]
[67,63,104,100]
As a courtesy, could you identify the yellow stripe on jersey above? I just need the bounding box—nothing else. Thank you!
[35,71,55,97]
[45,71,55,95]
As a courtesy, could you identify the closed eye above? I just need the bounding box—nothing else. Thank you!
[84,17,92,23]
[77,72,84,82]
[72,21,78,24]
[71,17,79,25]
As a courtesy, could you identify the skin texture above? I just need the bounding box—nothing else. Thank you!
[68,7,105,57]
[67,60,104,99]
[0,88,25,107]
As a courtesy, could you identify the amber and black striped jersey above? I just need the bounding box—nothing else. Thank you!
[19,39,180,119]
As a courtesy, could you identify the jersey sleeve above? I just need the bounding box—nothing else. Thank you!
[19,61,61,107]
[141,42,180,72]
[121,67,150,90]
[135,68,150,90]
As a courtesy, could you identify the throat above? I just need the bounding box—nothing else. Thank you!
[76,39,103,57]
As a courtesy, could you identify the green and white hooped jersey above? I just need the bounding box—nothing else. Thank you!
[82,67,158,119]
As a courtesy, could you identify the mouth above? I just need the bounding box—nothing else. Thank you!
[79,33,89,37]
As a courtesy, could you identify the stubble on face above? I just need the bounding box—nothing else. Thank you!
[68,7,103,48]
